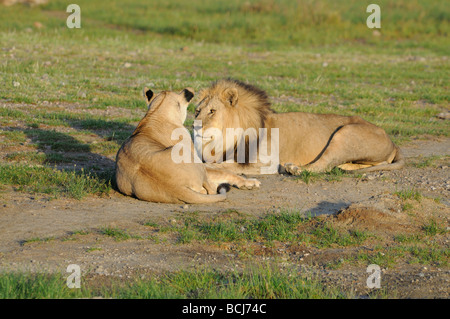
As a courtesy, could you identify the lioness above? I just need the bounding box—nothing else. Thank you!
[193,79,404,175]
[115,87,260,203]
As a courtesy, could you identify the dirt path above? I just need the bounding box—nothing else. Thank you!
[0,137,449,297]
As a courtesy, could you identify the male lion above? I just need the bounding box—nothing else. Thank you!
[115,87,260,204]
[193,79,404,175]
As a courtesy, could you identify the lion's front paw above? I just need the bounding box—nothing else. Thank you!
[284,163,302,176]
[238,178,261,190]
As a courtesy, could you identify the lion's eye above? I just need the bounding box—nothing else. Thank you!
[209,109,215,115]
[194,109,200,117]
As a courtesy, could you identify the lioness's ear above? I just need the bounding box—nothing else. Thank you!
[222,88,238,106]
[143,87,154,103]
[182,88,194,102]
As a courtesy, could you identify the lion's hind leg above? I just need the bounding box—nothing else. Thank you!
[283,123,396,175]
[304,123,396,173]
[283,163,302,175]
[337,163,374,171]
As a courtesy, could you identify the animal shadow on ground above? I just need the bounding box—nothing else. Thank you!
[309,200,350,217]
[8,116,138,192]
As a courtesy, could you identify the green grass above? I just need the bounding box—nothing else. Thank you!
[422,219,447,236]
[5,151,91,164]
[356,250,398,268]
[355,236,449,268]
[394,188,422,201]
[154,211,374,249]
[37,0,449,50]
[294,167,347,184]
[411,155,445,168]
[0,266,350,299]
[0,273,90,299]
[99,227,141,241]
[310,223,371,248]
[406,246,449,266]
[0,130,27,143]
[394,234,422,243]
[157,210,311,244]
[146,210,449,269]
[0,164,112,200]
[21,236,54,246]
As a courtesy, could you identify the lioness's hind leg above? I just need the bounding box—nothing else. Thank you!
[203,179,217,194]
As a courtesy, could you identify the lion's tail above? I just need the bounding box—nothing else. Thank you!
[177,187,227,204]
[346,146,405,174]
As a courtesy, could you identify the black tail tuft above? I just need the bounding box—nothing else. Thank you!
[217,183,231,194]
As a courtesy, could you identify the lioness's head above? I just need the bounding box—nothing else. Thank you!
[143,87,194,126]
[193,79,272,162]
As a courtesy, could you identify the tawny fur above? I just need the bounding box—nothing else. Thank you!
[115,87,260,204]
[194,78,404,175]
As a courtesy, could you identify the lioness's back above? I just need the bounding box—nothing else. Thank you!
[115,88,227,203]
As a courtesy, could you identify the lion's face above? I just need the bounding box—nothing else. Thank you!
[193,88,240,161]
[194,96,225,139]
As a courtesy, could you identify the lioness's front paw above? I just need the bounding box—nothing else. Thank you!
[238,178,261,190]
[284,163,301,176]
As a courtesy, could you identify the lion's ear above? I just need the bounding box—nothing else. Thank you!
[182,88,194,102]
[222,88,238,107]
[143,87,154,103]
